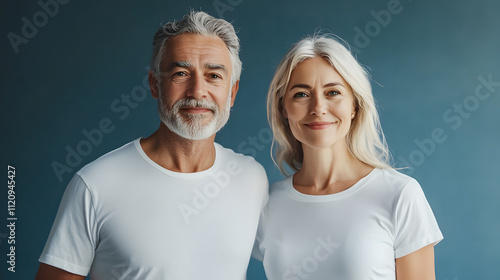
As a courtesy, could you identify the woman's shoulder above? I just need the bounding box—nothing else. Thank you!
[372,168,420,193]
[368,168,429,212]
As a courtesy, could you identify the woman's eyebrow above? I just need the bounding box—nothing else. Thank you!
[289,82,345,90]
[289,84,311,90]
[323,82,345,88]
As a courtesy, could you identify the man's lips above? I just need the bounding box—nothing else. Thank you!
[305,121,337,130]
[180,107,213,114]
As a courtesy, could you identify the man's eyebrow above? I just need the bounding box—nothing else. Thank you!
[166,61,192,71]
[289,82,345,90]
[205,63,228,74]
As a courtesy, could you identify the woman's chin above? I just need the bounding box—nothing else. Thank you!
[300,139,344,150]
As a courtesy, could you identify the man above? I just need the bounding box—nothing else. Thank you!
[36,11,268,279]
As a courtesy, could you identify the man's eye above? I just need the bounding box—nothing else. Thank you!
[174,72,187,77]
[293,92,308,98]
[209,74,221,79]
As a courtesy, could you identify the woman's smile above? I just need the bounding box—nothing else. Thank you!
[304,121,338,130]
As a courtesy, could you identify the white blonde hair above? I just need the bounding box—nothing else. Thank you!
[267,34,392,175]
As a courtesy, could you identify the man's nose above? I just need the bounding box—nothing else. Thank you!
[186,73,207,99]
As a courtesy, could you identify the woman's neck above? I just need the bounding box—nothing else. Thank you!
[294,141,374,195]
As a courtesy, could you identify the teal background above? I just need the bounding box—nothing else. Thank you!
[1,0,500,279]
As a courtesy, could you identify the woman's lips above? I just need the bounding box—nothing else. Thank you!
[305,121,337,130]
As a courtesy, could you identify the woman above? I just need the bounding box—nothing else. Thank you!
[253,34,443,279]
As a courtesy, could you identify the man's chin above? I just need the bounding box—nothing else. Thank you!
[164,120,217,141]
[175,129,216,141]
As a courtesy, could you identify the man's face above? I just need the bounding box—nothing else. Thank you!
[150,33,239,140]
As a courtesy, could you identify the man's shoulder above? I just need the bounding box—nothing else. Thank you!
[215,142,262,164]
[214,142,266,173]
[77,139,139,178]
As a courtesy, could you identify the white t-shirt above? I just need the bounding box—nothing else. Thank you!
[39,138,268,279]
[253,168,443,280]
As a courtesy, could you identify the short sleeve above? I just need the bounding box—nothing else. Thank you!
[38,173,98,276]
[251,211,265,261]
[251,188,269,262]
[394,179,443,259]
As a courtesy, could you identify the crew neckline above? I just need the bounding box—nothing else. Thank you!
[133,137,219,179]
[287,168,381,202]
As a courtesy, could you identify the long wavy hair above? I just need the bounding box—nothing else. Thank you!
[267,34,392,175]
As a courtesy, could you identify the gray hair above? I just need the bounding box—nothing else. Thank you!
[267,34,392,175]
[150,10,242,86]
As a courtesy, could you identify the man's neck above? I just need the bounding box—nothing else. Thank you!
[140,124,216,173]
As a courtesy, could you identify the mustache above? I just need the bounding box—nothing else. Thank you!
[172,98,218,112]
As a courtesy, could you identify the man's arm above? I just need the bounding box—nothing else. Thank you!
[35,263,86,280]
[395,244,436,280]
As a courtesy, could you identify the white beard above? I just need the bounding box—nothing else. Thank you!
[158,92,232,140]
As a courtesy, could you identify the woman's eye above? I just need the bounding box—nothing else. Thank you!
[327,91,340,96]
[293,92,308,98]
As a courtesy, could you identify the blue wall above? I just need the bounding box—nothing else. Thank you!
[1,0,499,279]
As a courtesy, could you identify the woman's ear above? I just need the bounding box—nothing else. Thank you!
[282,107,288,119]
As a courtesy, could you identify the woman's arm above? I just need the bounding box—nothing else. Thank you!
[395,244,436,280]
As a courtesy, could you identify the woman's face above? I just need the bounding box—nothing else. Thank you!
[283,57,356,150]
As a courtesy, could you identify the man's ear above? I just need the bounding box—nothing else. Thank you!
[148,70,160,99]
[230,80,239,107]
